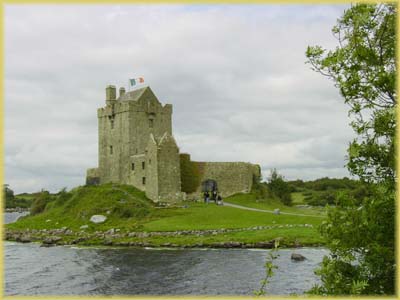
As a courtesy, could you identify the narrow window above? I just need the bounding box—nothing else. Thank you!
[149,159,151,165]
[142,177,146,185]
[142,161,145,169]
[149,119,154,128]
[110,146,113,155]
[131,163,135,171]
[110,119,114,129]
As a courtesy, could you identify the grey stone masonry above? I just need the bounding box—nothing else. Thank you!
[86,84,261,202]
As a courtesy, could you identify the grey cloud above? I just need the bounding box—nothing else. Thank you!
[5,4,352,193]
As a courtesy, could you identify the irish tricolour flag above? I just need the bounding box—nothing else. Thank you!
[129,77,144,87]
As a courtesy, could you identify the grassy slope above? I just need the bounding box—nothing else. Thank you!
[7,184,326,246]
[223,192,326,216]
[291,192,305,204]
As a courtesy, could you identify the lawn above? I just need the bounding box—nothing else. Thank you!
[7,184,327,247]
[222,192,326,216]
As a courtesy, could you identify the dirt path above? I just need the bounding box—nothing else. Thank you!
[223,202,325,218]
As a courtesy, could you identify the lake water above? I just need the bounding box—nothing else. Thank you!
[4,211,29,224]
[5,212,328,296]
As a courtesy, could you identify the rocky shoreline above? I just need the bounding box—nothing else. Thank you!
[4,223,321,249]
[4,207,30,213]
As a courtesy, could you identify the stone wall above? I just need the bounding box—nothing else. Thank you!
[128,154,146,191]
[86,168,100,185]
[93,86,174,193]
[145,134,159,201]
[193,161,261,198]
[97,101,131,184]
[156,133,182,201]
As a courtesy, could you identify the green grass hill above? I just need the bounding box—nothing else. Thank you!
[6,183,327,247]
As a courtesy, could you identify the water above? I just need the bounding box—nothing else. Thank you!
[4,211,29,224]
[5,212,327,296]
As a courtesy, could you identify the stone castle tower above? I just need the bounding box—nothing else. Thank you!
[87,84,261,202]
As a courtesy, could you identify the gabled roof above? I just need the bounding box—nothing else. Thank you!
[118,86,152,102]
[159,132,178,148]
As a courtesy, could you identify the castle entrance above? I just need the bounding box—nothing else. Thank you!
[201,179,218,192]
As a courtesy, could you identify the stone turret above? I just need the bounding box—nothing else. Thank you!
[119,87,126,97]
[105,85,116,105]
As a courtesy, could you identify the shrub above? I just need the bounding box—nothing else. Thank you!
[267,169,292,206]
[180,154,201,193]
[30,191,53,215]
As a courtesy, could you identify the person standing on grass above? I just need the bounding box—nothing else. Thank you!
[204,191,210,204]
[212,190,218,203]
[217,194,223,206]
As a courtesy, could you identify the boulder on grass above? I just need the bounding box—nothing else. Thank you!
[90,215,107,224]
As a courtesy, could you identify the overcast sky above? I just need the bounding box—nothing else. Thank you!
[5,4,354,194]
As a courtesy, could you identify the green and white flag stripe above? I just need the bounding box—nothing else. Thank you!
[129,77,144,86]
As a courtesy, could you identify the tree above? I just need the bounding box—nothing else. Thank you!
[306,4,396,295]
[4,184,14,201]
[267,169,292,206]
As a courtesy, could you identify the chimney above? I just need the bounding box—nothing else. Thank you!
[119,87,126,97]
[105,85,116,105]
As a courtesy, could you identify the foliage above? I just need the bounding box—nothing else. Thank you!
[8,184,325,248]
[267,169,292,206]
[180,154,201,193]
[303,190,336,206]
[30,191,53,215]
[306,3,396,295]
[251,176,271,199]
[309,185,395,295]
[289,177,361,191]
[289,177,371,206]
[4,184,14,200]
[254,240,280,296]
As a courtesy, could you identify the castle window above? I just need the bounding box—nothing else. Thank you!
[149,159,151,165]
[142,161,145,169]
[131,163,135,171]
[110,119,114,129]
[142,177,146,185]
[149,119,154,128]
[110,146,113,155]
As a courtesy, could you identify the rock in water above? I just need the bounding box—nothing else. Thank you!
[90,215,107,224]
[43,236,62,244]
[291,253,306,261]
[18,235,31,243]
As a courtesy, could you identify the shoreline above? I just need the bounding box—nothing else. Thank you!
[4,208,30,213]
[4,239,327,251]
[4,227,325,249]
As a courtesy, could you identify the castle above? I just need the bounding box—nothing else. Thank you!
[86,85,261,202]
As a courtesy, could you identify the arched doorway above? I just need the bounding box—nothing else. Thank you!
[201,179,218,192]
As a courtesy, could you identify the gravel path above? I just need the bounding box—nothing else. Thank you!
[223,202,325,218]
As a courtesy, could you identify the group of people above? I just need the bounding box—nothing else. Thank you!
[203,190,223,205]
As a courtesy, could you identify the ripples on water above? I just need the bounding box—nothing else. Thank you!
[5,212,327,296]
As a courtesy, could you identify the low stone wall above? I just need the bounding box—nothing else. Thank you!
[86,168,100,185]
[5,223,315,248]
[194,161,261,197]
